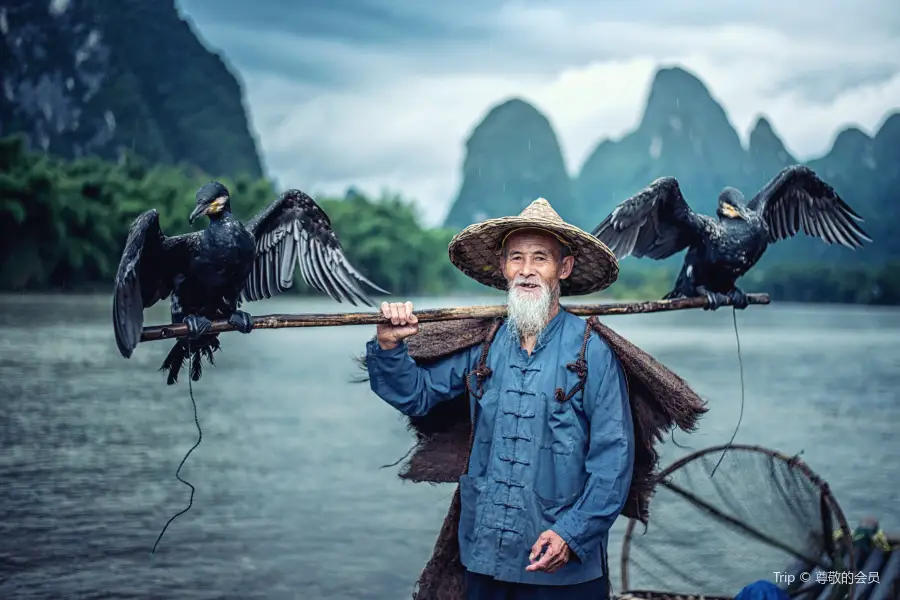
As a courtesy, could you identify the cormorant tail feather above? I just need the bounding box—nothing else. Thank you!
[160,343,186,385]
[159,337,222,385]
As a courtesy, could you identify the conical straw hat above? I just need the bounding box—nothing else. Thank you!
[448,198,619,296]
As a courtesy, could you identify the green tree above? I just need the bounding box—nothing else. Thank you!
[1,134,898,306]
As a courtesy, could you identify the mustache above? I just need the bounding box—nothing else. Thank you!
[511,276,546,288]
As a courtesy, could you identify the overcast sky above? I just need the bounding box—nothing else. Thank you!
[176,0,899,226]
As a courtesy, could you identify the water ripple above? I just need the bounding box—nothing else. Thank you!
[1,294,898,599]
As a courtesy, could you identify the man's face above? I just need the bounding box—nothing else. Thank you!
[500,229,574,338]
[501,229,574,296]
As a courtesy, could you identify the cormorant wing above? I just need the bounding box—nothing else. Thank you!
[747,165,871,248]
[113,209,194,359]
[590,177,707,259]
[241,189,389,306]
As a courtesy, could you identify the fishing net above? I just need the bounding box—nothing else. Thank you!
[619,444,857,600]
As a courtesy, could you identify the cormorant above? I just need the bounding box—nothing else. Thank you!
[591,165,872,309]
[113,181,389,384]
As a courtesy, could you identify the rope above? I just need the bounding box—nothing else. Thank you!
[554,317,593,403]
[150,337,203,555]
[670,428,696,451]
[710,307,745,477]
[379,444,415,469]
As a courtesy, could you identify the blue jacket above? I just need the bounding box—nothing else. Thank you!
[366,308,635,585]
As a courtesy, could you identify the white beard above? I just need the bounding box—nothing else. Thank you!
[505,276,554,344]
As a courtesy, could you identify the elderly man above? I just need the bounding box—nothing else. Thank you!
[364,199,634,599]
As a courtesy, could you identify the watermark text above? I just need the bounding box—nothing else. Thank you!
[773,571,879,585]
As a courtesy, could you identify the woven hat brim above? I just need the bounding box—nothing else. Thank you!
[448,215,619,296]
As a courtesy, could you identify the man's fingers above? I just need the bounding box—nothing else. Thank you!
[529,535,549,561]
[544,558,562,573]
[526,532,571,573]
[403,301,414,322]
[545,550,568,572]
[547,539,569,573]
[378,301,419,332]
[377,301,418,344]
[399,302,410,325]
[530,548,567,573]
[527,535,553,571]
[526,550,554,572]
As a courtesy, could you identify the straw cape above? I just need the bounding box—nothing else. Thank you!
[353,201,708,599]
[448,198,619,296]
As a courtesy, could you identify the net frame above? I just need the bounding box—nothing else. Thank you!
[619,444,857,600]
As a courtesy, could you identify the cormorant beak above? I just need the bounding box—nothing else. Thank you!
[189,203,208,224]
[719,203,740,219]
[188,196,227,224]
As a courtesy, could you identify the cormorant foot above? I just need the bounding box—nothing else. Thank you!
[727,288,750,309]
[183,315,212,338]
[227,310,253,334]
[697,287,730,311]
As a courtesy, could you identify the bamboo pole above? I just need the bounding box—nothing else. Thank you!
[139,292,769,343]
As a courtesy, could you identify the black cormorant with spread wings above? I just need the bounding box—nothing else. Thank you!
[113,181,389,384]
[591,165,872,310]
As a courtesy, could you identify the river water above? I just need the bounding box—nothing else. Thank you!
[0,293,897,599]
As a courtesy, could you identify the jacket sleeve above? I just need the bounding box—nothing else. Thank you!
[550,337,635,562]
[365,338,476,417]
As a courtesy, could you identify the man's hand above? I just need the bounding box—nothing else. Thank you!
[526,530,570,573]
[376,301,419,350]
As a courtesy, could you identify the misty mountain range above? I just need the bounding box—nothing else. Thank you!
[445,66,899,266]
[0,0,263,181]
[3,1,897,268]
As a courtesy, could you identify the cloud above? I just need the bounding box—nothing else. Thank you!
[177,0,900,226]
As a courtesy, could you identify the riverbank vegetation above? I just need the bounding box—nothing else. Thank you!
[2,135,898,305]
